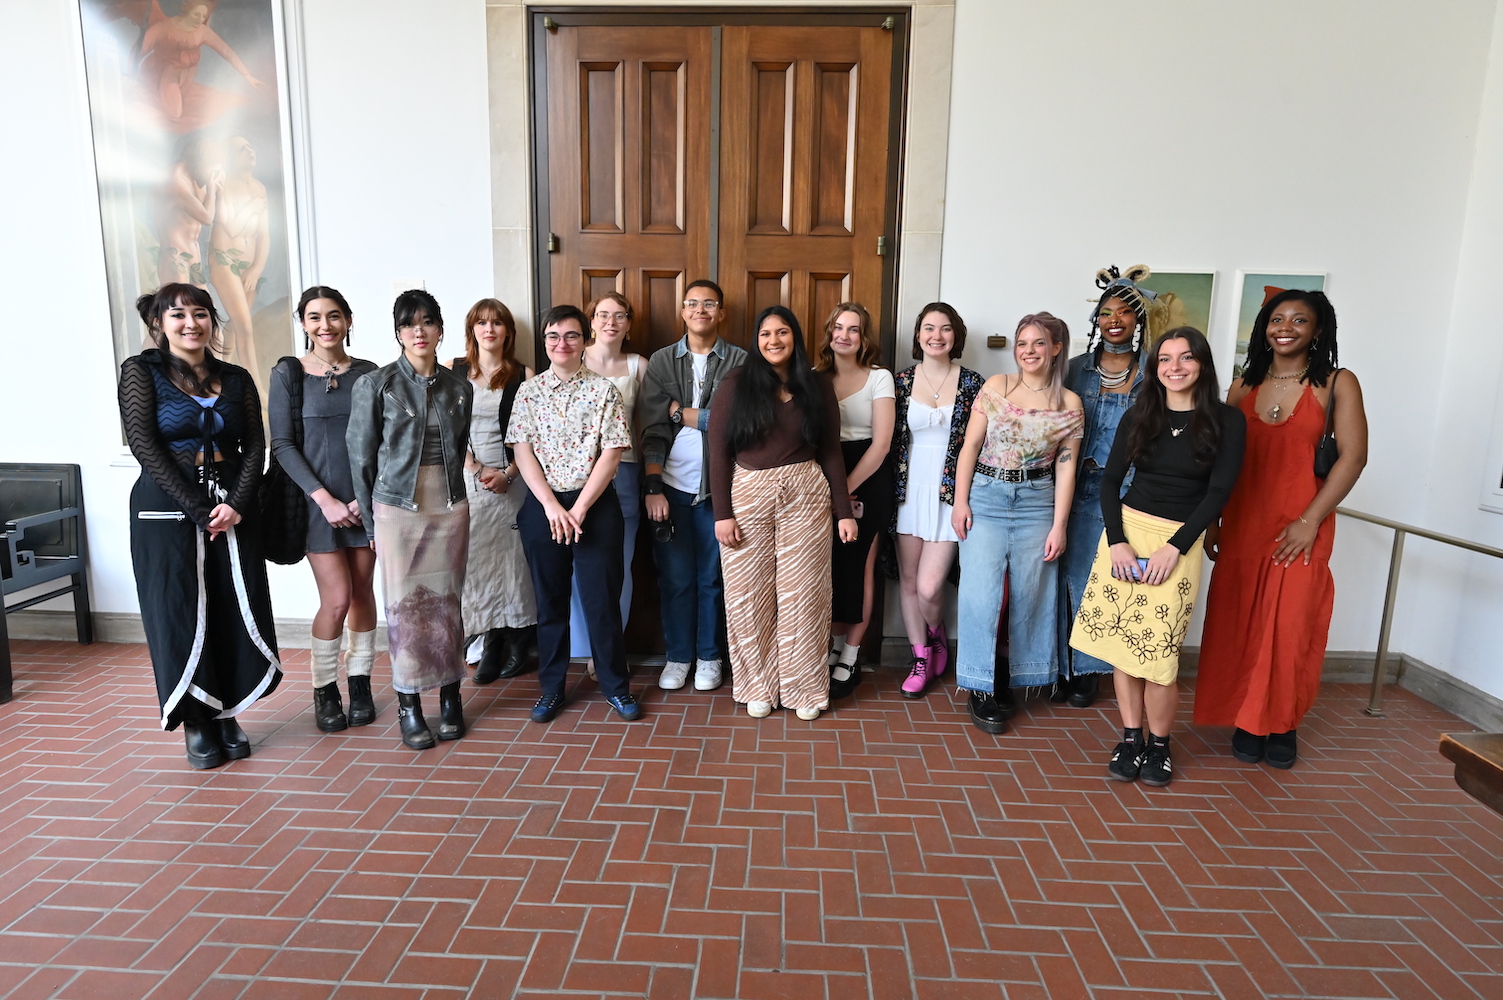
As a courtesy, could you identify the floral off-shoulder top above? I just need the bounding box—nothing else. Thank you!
[972,385,1084,472]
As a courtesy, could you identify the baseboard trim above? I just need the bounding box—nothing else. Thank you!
[12,609,1502,729]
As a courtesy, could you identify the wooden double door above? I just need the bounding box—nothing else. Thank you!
[538,14,904,356]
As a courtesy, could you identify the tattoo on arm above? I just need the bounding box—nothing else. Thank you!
[1057,448,1073,465]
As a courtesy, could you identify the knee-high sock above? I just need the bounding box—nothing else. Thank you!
[345,627,377,678]
[311,635,342,688]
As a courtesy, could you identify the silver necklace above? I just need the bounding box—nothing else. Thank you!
[1168,411,1192,437]
[918,363,954,403]
[1098,362,1133,390]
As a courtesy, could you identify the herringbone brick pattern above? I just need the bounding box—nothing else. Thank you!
[1,639,1500,999]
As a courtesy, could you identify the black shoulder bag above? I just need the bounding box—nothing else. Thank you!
[1313,370,1341,479]
[259,357,309,565]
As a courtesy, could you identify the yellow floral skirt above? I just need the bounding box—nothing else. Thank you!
[1069,506,1203,686]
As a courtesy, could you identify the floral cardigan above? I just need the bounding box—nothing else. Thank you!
[892,364,984,516]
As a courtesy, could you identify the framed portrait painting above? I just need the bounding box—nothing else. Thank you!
[1139,270,1216,338]
[1230,271,1326,379]
[77,0,307,400]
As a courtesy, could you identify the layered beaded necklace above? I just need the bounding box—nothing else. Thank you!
[1265,366,1308,422]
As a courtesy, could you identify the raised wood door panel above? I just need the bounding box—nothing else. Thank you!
[545,26,712,357]
[718,25,893,354]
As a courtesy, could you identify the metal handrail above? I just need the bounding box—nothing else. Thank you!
[1335,506,1503,716]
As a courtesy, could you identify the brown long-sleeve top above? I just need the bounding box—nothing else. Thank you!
[708,367,854,521]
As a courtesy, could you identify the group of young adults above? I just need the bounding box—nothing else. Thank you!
[120,265,1367,787]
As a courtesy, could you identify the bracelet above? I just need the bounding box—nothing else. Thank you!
[1298,516,1311,525]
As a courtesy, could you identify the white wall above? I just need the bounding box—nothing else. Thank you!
[938,0,1499,676]
[7,0,1503,701]
[1403,6,1503,696]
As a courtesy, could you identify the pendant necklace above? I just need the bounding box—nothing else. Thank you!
[1265,366,1309,422]
[919,363,954,403]
[314,353,348,392]
[1168,411,1192,437]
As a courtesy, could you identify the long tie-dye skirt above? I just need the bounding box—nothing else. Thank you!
[374,465,469,693]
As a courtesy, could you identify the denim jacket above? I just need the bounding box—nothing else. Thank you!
[639,335,748,503]
[346,355,473,540]
[1065,349,1148,471]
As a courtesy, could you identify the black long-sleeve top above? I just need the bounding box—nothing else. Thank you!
[1100,403,1247,553]
[118,349,263,529]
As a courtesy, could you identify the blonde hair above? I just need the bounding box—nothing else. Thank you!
[1014,312,1069,410]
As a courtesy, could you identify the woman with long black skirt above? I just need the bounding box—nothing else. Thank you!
[120,283,282,769]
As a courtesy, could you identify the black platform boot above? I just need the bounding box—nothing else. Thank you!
[218,718,252,760]
[347,675,376,727]
[313,682,349,733]
[474,629,507,685]
[437,681,466,741]
[396,691,436,750]
[182,720,224,770]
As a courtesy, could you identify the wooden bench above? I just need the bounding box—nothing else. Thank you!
[1440,733,1503,818]
[1,463,94,702]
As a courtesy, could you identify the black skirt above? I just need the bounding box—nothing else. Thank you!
[831,438,894,625]
[129,469,282,730]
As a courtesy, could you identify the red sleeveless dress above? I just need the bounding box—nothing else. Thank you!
[1193,384,1335,734]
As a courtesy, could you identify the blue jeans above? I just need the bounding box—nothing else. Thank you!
[957,475,1061,691]
[1060,465,1115,678]
[653,484,726,663]
[569,461,640,657]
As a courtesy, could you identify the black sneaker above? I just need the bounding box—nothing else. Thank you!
[1139,742,1173,787]
[1108,740,1144,782]
[967,691,1008,734]
[1265,730,1297,769]
[1232,728,1266,763]
[605,693,643,721]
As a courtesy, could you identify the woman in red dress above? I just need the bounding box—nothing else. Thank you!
[1193,289,1368,769]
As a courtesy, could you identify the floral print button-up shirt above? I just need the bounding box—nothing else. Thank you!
[506,366,630,491]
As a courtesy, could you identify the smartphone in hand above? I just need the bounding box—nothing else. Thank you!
[850,499,864,519]
[1135,557,1150,581]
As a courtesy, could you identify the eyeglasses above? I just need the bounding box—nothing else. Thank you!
[543,331,584,345]
[593,311,629,322]
[683,299,721,311]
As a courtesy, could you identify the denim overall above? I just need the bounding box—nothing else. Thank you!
[1060,350,1146,678]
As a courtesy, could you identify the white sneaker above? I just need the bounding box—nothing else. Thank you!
[747,701,773,718]
[659,661,691,690]
[796,706,822,721]
[694,658,723,691]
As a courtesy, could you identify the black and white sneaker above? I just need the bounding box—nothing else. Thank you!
[1108,740,1145,782]
[1139,743,1173,787]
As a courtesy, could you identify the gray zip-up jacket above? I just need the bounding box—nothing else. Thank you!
[346,355,473,541]
[639,335,748,503]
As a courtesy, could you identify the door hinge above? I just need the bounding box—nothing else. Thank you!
[543,16,558,32]
[876,236,888,257]
[547,233,559,253]
[881,16,895,31]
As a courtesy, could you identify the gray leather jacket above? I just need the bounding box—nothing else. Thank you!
[347,355,473,540]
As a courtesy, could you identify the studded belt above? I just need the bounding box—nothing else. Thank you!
[976,462,1052,482]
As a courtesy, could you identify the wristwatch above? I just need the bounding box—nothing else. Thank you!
[669,406,683,427]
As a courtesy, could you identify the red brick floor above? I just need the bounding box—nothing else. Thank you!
[2,639,1501,999]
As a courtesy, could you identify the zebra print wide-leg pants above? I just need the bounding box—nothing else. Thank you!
[721,460,833,712]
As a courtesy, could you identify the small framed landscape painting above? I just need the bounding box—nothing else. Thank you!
[1139,270,1216,338]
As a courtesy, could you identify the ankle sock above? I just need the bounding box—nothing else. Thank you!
[838,641,859,666]
[1123,726,1144,746]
